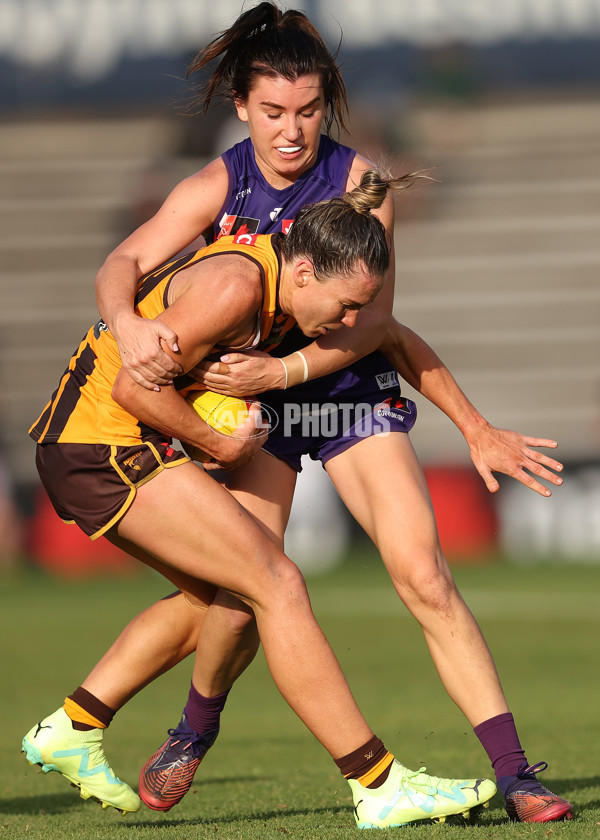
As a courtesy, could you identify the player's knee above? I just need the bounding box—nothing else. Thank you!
[245,547,310,615]
[221,602,256,637]
[388,550,457,615]
[268,555,310,608]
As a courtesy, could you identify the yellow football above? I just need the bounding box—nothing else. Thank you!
[184,389,252,462]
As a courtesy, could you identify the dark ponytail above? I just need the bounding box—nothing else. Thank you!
[185,2,349,135]
[283,168,423,281]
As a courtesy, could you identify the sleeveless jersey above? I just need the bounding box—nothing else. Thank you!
[30,235,294,446]
[212,135,356,245]
[211,135,395,401]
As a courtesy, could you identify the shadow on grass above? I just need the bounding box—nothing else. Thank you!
[5,776,597,826]
[0,792,92,815]
[127,805,351,830]
[2,774,275,817]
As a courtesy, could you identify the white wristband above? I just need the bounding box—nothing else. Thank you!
[278,357,289,389]
[294,350,309,383]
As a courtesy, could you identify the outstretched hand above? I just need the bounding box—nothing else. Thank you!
[191,350,285,396]
[467,423,564,497]
[115,315,183,390]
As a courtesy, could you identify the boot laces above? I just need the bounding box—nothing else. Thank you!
[399,766,440,795]
[166,726,218,759]
[507,761,551,796]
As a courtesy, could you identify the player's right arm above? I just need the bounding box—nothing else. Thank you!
[112,257,264,469]
[95,157,229,390]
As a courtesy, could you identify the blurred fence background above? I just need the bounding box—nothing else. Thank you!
[1,0,599,572]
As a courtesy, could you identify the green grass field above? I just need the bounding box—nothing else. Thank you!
[2,548,599,839]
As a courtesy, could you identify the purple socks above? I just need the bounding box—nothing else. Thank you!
[183,682,229,735]
[474,712,527,793]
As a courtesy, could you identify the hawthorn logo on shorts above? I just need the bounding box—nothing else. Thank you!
[123,451,144,470]
[218,214,260,238]
[374,397,412,420]
[375,371,399,390]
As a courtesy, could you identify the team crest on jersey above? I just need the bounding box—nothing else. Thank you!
[375,371,399,390]
[234,232,258,246]
[374,396,412,419]
[93,319,109,339]
[261,312,295,351]
[218,214,260,238]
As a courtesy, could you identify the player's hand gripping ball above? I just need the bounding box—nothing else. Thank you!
[184,389,255,462]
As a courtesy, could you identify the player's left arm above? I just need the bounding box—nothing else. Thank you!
[281,165,396,389]
[381,318,564,497]
[278,154,397,382]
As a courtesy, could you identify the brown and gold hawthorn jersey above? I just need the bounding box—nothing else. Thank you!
[30,234,294,446]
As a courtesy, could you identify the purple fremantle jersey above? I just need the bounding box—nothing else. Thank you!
[212,134,355,243]
[211,135,417,469]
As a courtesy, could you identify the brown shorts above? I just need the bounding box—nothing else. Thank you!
[35,436,188,540]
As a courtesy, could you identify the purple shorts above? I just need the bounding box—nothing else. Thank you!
[260,352,417,472]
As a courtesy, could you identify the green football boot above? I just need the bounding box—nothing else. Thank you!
[22,707,140,814]
[348,759,496,828]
